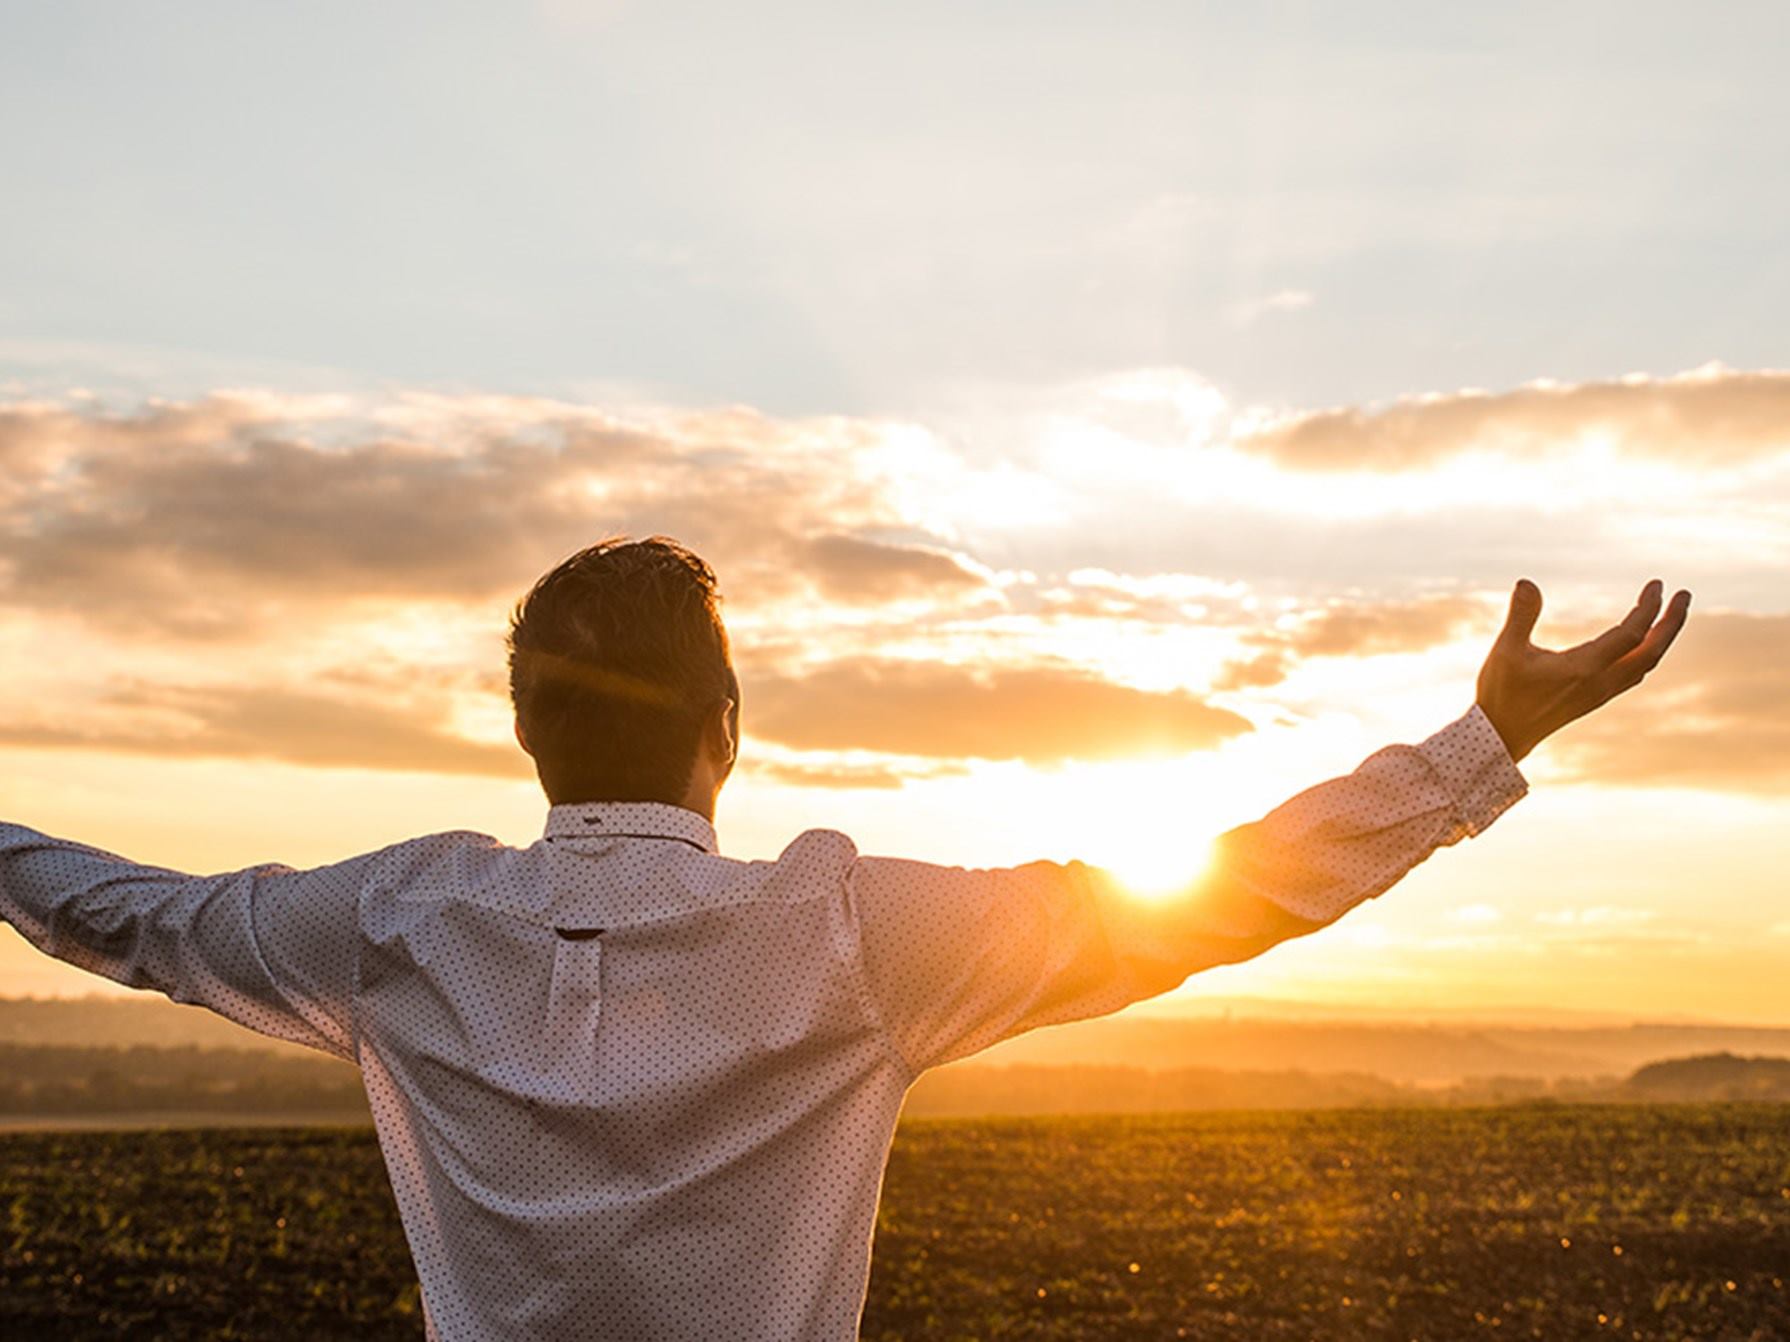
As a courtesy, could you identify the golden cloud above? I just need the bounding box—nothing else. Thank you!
[745,758,972,791]
[746,658,1251,764]
[1215,594,1489,689]
[799,534,988,602]
[1548,612,1790,793]
[5,386,1783,793]
[1240,366,1790,471]
[0,683,526,779]
[0,393,934,638]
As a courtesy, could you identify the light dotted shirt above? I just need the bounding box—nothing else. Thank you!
[0,706,1524,1340]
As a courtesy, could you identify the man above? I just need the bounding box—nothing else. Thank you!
[0,537,1690,1340]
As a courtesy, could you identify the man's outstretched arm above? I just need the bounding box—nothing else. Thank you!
[851,578,1690,1075]
[0,826,382,1061]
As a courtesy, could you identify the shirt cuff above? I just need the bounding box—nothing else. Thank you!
[1418,704,1529,838]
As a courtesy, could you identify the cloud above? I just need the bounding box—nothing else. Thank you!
[1215,594,1489,689]
[744,658,1252,763]
[1547,612,1790,793]
[1533,907,1658,927]
[1450,904,1503,925]
[1211,652,1294,692]
[0,392,1255,782]
[4,384,1784,793]
[0,683,526,779]
[0,658,1252,779]
[0,392,916,638]
[1030,569,1245,625]
[744,758,971,791]
[799,534,988,602]
[1239,365,1790,472]
[1230,289,1315,325]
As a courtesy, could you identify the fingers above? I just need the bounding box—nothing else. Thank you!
[1572,579,1664,667]
[1601,588,1692,695]
[1497,578,1543,650]
[1625,587,1691,677]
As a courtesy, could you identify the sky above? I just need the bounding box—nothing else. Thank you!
[1,2,1787,1023]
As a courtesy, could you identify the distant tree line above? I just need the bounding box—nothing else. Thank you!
[0,1044,368,1118]
[901,1055,1790,1115]
[1626,1052,1790,1101]
[1,1042,1786,1121]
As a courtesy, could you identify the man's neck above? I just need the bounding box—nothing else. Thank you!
[677,792,716,823]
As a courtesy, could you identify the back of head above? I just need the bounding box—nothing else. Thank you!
[507,536,737,806]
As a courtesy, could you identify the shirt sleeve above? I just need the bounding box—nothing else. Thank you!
[0,822,381,1061]
[850,705,1527,1074]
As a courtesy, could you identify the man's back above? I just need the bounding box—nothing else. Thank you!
[355,803,903,1341]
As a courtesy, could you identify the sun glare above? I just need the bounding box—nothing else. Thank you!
[1099,833,1215,902]
[1031,755,1236,901]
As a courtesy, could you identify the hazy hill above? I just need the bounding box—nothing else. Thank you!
[1,993,1787,1121]
[5,1040,1787,1123]
[0,997,316,1056]
[0,1042,365,1121]
[8,996,1790,1087]
[976,1014,1790,1085]
[1624,1053,1790,1101]
[903,1063,1409,1116]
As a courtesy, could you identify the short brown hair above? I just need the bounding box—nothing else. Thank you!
[507,537,737,805]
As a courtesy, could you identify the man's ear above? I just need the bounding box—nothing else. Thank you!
[513,717,533,757]
[713,697,737,769]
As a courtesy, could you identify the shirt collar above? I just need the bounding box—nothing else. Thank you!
[542,800,719,854]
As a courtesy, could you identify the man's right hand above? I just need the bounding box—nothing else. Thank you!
[1475,578,1691,763]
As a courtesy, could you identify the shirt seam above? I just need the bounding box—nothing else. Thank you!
[347,862,371,1062]
[544,832,715,854]
[839,864,923,1083]
[427,886,848,931]
[241,868,359,1063]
